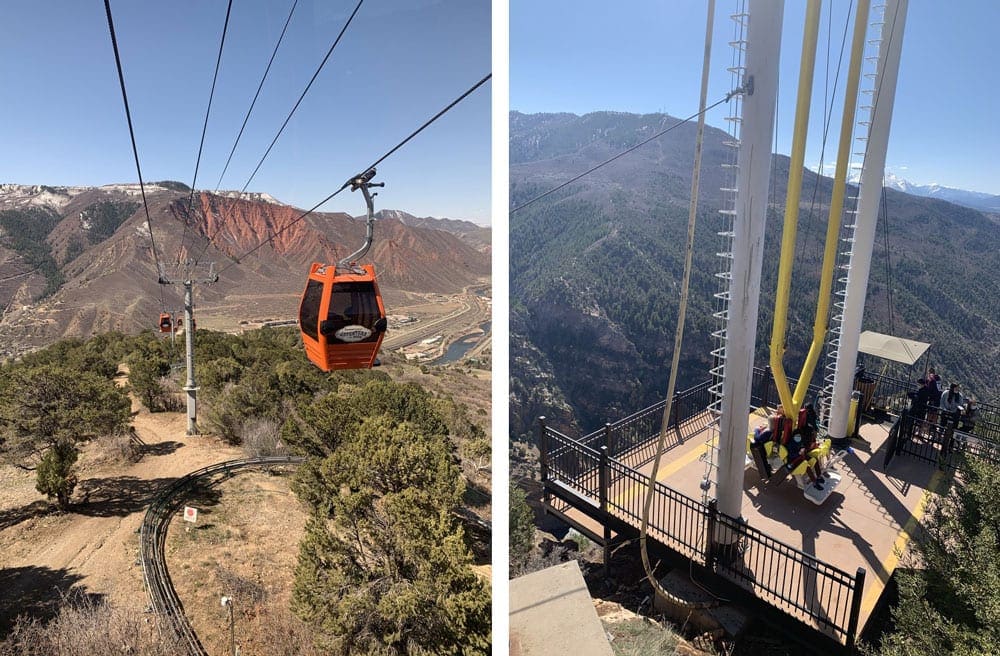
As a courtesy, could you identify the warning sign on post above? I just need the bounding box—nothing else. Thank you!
[183,506,198,523]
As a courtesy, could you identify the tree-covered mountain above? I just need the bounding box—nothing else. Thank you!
[510,110,1000,439]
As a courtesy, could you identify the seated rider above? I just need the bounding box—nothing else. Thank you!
[786,426,826,491]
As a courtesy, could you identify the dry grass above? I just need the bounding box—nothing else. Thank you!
[166,470,310,655]
[603,616,685,656]
[0,591,184,656]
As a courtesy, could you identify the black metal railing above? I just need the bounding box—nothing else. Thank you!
[573,382,716,471]
[710,503,865,643]
[864,372,914,416]
[539,417,865,646]
[540,424,602,500]
[606,457,707,560]
[889,414,1000,472]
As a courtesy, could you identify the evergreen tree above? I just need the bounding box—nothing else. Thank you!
[291,408,489,654]
[866,457,1000,655]
[0,363,131,508]
[510,483,536,572]
[34,440,78,508]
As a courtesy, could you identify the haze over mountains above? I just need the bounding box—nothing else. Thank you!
[0,183,489,357]
[510,110,1000,438]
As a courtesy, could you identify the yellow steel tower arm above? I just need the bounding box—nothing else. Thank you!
[792,0,871,413]
[769,0,822,419]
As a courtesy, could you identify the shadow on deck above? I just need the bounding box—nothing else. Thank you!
[538,405,949,651]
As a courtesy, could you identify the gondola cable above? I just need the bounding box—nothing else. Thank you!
[190,0,364,270]
[237,0,365,196]
[213,0,299,193]
[510,93,736,215]
[176,0,235,270]
[214,72,492,276]
[103,0,168,313]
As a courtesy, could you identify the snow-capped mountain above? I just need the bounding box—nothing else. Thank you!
[883,172,1000,213]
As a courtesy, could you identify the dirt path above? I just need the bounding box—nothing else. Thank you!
[0,401,241,633]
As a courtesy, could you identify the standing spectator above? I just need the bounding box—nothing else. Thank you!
[928,367,943,399]
[907,378,930,419]
[960,398,979,434]
[926,369,943,426]
[939,383,964,431]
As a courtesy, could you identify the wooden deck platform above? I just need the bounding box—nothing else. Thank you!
[549,409,944,642]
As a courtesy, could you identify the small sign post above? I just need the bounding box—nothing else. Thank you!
[183,506,198,523]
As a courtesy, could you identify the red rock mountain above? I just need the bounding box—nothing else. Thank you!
[0,184,489,355]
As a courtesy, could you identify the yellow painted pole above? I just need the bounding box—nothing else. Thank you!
[792,0,871,410]
[769,0,822,421]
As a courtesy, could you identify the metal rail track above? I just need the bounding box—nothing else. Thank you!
[138,456,304,656]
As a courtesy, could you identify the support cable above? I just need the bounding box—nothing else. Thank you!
[768,0,824,420]
[638,0,722,610]
[771,0,871,424]
[796,0,855,268]
[880,185,894,334]
[510,94,733,214]
[103,0,167,309]
[214,72,491,275]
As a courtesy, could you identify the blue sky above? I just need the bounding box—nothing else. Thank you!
[511,1,1000,196]
[0,0,491,224]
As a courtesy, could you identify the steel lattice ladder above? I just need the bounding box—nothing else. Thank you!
[820,3,889,428]
[702,3,749,504]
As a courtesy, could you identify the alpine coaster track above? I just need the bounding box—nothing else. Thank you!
[138,456,304,655]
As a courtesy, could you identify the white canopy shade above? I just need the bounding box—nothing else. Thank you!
[857,330,930,366]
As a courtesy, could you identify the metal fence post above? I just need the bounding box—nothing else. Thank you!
[762,365,772,409]
[604,422,613,459]
[846,566,867,647]
[672,391,681,428]
[538,416,549,507]
[599,445,611,580]
[705,498,718,570]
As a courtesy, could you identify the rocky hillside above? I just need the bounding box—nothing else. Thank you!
[0,183,490,357]
[510,111,1000,439]
[378,209,492,253]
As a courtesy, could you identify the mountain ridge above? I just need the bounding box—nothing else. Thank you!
[510,110,1000,438]
[0,184,490,358]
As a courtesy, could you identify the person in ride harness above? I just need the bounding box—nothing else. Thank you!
[785,425,826,491]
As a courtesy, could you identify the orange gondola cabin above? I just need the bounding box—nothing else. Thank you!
[299,263,387,370]
[299,168,387,371]
[158,313,173,333]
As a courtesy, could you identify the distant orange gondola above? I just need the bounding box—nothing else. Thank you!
[299,168,387,371]
[158,313,173,332]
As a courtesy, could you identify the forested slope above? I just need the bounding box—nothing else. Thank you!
[510,111,1000,439]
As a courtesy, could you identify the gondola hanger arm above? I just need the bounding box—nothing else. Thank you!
[338,168,384,269]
